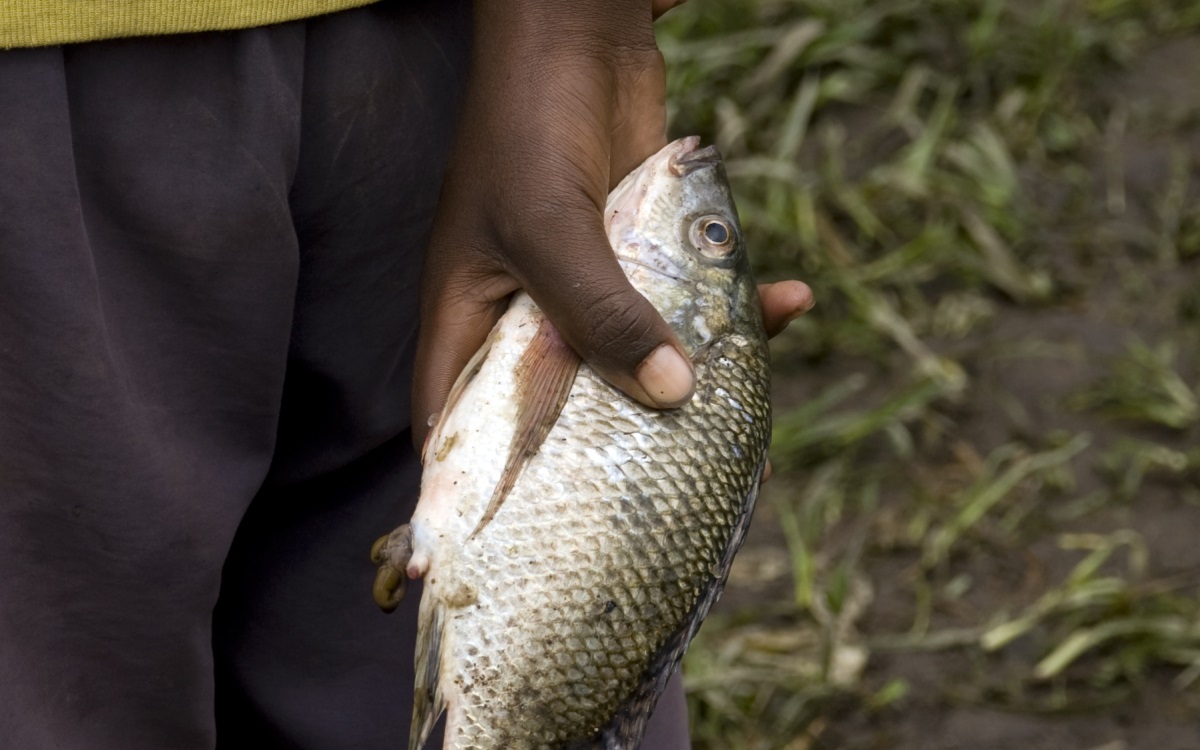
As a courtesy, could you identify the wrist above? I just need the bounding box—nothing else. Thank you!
[473,0,656,60]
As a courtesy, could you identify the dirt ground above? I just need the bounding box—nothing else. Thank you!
[706,30,1200,750]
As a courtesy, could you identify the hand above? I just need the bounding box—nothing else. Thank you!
[411,0,814,449]
[758,280,815,338]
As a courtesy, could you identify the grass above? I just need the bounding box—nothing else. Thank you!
[657,1,1200,747]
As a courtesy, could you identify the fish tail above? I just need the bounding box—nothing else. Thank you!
[409,597,448,750]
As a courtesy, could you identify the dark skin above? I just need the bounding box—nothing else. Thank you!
[412,0,814,452]
[401,5,810,736]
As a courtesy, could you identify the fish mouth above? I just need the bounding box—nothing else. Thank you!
[669,136,721,177]
[616,255,687,282]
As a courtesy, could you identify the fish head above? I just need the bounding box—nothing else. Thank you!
[605,137,763,356]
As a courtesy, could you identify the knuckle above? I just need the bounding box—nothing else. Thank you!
[577,290,660,368]
[603,44,664,79]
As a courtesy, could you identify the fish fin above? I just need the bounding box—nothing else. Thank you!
[409,598,448,750]
[469,318,580,538]
[595,456,768,750]
[424,321,500,466]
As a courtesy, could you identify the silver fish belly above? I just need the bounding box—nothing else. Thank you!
[372,137,771,750]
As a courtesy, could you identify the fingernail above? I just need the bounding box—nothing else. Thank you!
[637,344,694,407]
[790,294,816,320]
[780,297,816,330]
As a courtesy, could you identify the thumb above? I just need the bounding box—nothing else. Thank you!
[410,203,694,451]
[513,202,695,411]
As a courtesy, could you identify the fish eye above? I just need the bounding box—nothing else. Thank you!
[704,221,730,244]
[690,216,737,260]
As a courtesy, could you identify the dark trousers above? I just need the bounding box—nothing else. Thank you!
[0,2,689,748]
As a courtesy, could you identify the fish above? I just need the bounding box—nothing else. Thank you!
[370,136,772,750]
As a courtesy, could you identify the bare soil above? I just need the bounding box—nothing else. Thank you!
[717,32,1200,750]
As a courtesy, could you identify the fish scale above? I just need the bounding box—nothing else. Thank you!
[371,136,772,750]
[445,352,769,748]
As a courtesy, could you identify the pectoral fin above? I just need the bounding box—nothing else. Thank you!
[423,323,499,466]
[470,318,580,538]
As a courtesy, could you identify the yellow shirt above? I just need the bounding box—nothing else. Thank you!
[0,0,380,48]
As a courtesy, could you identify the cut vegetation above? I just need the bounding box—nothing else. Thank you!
[658,1,1200,747]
